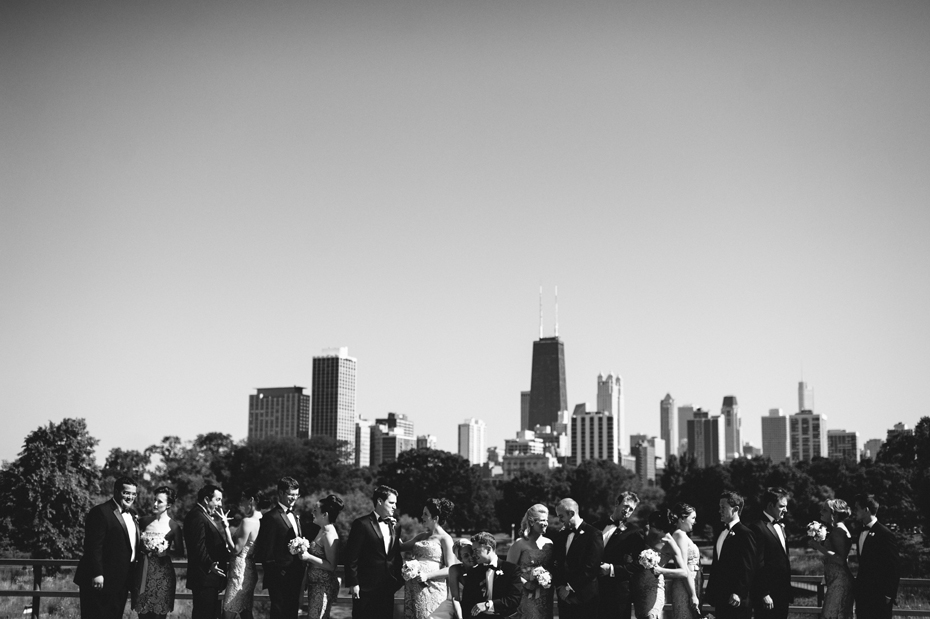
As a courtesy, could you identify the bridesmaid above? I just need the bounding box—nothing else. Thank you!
[808,499,854,619]
[222,489,262,619]
[134,486,185,619]
[301,494,344,619]
[401,498,456,619]
[632,510,691,619]
[506,504,554,619]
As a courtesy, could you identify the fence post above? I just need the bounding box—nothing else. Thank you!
[32,563,42,618]
[816,579,825,607]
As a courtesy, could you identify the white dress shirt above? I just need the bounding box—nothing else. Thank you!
[764,512,786,552]
[114,500,137,561]
[279,502,299,533]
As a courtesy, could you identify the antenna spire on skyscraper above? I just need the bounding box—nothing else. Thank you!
[539,285,544,339]
[554,285,559,337]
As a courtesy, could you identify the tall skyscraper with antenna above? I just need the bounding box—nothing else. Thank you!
[527,287,568,431]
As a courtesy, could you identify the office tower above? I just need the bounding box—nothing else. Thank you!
[798,381,814,411]
[597,373,624,454]
[505,430,545,455]
[660,394,677,461]
[630,434,649,449]
[677,405,695,456]
[355,415,370,468]
[532,410,572,460]
[721,395,741,461]
[862,438,884,460]
[570,404,618,465]
[632,439,657,486]
[828,429,860,462]
[887,422,913,439]
[312,347,357,460]
[762,408,790,463]
[790,410,827,462]
[248,386,310,440]
[370,421,415,467]
[687,409,725,467]
[528,336,568,430]
[487,446,500,464]
[459,418,487,465]
[520,391,531,431]
[417,434,438,450]
[375,412,414,439]
[650,437,667,470]
[742,443,761,458]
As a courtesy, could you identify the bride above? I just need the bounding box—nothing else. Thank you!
[401,498,457,619]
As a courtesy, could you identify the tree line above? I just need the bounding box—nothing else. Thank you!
[2,417,929,571]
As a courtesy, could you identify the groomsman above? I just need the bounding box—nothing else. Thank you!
[460,532,523,616]
[553,497,604,619]
[598,491,645,619]
[74,476,140,619]
[749,487,793,619]
[184,484,231,619]
[706,491,756,619]
[853,494,899,619]
[344,484,404,619]
[254,477,309,619]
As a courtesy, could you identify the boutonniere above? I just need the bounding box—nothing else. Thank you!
[495,569,503,576]
[868,531,875,537]
[579,529,585,535]
[728,530,736,537]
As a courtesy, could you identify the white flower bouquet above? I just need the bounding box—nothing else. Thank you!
[288,537,310,555]
[402,559,422,582]
[638,549,661,571]
[142,535,168,555]
[532,566,551,589]
[807,521,827,542]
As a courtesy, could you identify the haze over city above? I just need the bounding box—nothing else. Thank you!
[2,0,929,464]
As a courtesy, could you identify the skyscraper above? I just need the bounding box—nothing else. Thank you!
[660,394,677,461]
[798,381,814,411]
[632,439,657,486]
[827,429,860,462]
[677,405,695,456]
[370,421,415,467]
[721,395,741,461]
[862,438,884,460]
[311,347,357,460]
[597,372,624,454]
[520,391,531,431]
[687,409,725,467]
[248,386,310,440]
[354,415,370,468]
[761,408,790,464]
[528,337,568,430]
[570,404,619,465]
[458,418,487,465]
[790,410,827,462]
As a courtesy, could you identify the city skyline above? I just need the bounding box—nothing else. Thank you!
[2,0,929,464]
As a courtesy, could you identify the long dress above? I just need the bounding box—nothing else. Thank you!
[223,537,257,615]
[134,524,181,615]
[632,540,673,619]
[667,534,701,619]
[822,523,854,619]
[405,538,448,619]
[306,539,340,619]
[513,540,554,619]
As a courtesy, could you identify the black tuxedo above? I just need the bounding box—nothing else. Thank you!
[460,560,523,616]
[552,521,604,619]
[183,505,230,619]
[596,520,645,619]
[706,520,755,619]
[254,504,309,619]
[749,516,792,619]
[854,520,899,619]
[344,512,403,619]
[74,499,141,619]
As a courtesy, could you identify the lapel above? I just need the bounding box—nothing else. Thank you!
[368,512,388,554]
[110,499,132,545]
[606,523,634,550]
[765,520,787,555]
[276,505,297,535]
[566,522,587,560]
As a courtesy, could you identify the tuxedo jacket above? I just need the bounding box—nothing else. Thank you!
[855,520,900,604]
[706,521,756,609]
[253,504,310,589]
[343,512,402,594]
[183,505,230,591]
[74,499,141,594]
[552,521,605,604]
[748,517,793,606]
[597,520,645,603]
[460,560,523,616]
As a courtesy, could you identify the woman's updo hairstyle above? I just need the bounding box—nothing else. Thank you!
[669,503,695,525]
[825,499,851,523]
[319,494,345,524]
[648,509,675,533]
[152,486,177,506]
[424,498,454,525]
[520,504,549,538]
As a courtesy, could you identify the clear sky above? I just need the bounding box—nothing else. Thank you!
[2,0,929,465]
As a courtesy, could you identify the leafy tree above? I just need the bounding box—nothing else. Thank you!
[101,447,151,503]
[0,418,100,558]
[496,471,569,534]
[564,459,640,522]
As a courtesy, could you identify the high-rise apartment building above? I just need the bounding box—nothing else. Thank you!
[354,415,370,468]
[458,418,487,465]
[311,347,357,459]
[528,337,568,430]
[798,381,814,411]
[687,409,725,467]
[632,439,657,486]
[520,391,531,431]
[660,394,677,461]
[597,373,624,454]
[677,405,695,456]
[417,434,438,450]
[370,422,415,467]
[721,395,741,461]
[828,429,860,462]
[790,410,827,462]
[761,408,790,464]
[570,404,618,464]
[248,386,310,440]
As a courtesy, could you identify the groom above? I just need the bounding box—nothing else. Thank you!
[598,491,645,619]
[461,532,522,616]
[852,494,899,619]
[184,484,231,619]
[254,476,307,619]
[749,487,793,619]
[706,491,756,619]
[553,497,604,619]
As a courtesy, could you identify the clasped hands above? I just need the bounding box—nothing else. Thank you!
[470,601,492,615]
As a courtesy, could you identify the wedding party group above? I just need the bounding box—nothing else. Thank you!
[73,476,900,619]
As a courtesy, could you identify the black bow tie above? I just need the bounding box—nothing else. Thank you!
[772,519,784,525]
[379,517,396,525]
[121,508,132,515]
[565,524,577,533]
[284,508,293,514]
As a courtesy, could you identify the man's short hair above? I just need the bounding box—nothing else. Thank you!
[277,477,300,493]
[720,491,745,512]
[112,476,137,497]
[197,484,223,503]
[470,532,496,551]
[762,487,790,508]
[617,491,640,506]
[557,498,579,515]
[373,485,398,504]
[853,494,880,515]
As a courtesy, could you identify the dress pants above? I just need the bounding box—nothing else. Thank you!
[267,564,305,619]
[79,584,129,619]
[353,587,396,619]
[191,586,221,619]
[856,596,894,619]
[558,598,599,619]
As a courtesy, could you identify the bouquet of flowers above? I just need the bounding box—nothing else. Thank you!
[638,549,661,571]
[402,560,421,581]
[288,537,310,555]
[142,535,168,555]
[807,521,827,542]
[532,566,551,589]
